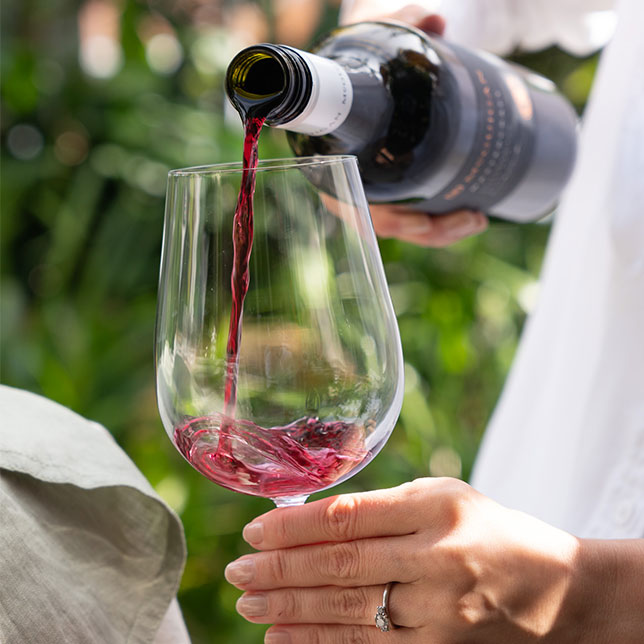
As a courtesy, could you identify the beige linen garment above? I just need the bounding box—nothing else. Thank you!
[0,385,190,643]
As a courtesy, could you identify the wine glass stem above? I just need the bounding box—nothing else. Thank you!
[272,494,309,507]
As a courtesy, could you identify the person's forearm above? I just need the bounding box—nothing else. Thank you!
[561,539,644,643]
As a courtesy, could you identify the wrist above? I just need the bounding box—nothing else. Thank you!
[554,538,644,643]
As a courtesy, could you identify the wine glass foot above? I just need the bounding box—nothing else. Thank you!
[272,494,309,507]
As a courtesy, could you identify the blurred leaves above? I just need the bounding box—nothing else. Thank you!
[0,1,596,642]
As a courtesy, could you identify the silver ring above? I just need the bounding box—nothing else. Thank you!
[375,581,396,632]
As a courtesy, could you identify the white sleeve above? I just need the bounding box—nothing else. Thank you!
[339,0,617,56]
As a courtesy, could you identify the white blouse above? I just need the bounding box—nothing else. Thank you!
[340,0,617,55]
[342,0,644,539]
[471,0,644,540]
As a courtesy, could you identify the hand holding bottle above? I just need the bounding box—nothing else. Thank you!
[343,5,489,248]
[367,196,488,248]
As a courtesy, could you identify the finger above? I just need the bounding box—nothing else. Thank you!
[236,582,423,628]
[264,624,414,644]
[419,210,488,245]
[385,6,446,37]
[242,480,430,550]
[414,13,446,36]
[225,535,420,590]
[371,205,488,247]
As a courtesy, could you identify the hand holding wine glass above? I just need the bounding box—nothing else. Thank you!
[226,478,644,644]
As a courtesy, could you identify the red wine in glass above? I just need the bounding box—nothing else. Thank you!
[174,415,368,499]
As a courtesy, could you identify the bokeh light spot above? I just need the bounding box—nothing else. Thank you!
[146,33,184,75]
[80,35,123,78]
[429,446,462,478]
[7,124,44,161]
[155,475,189,514]
[55,130,89,166]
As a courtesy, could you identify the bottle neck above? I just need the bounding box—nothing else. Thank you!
[226,44,353,136]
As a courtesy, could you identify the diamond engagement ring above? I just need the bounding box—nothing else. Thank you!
[375,582,396,632]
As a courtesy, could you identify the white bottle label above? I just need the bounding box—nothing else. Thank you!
[274,48,353,137]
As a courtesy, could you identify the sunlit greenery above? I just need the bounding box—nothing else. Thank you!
[1,1,597,641]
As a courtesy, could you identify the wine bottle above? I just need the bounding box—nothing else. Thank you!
[226,21,578,222]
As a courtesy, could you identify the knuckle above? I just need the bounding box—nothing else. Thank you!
[342,625,370,644]
[268,549,289,584]
[445,476,470,496]
[436,478,473,527]
[275,630,322,644]
[324,541,361,581]
[272,511,290,545]
[297,628,324,644]
[273,589,300,620]
[324,496,360,540]
[307,632,322,644]
[457,590,499,627]
[328,587,369,620]
[399,477,429,497]
[396,477,431,509]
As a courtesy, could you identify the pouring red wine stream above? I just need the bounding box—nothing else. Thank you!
[172,85,368,502]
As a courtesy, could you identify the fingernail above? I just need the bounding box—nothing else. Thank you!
[224,558,255,585]
[243,521,264,545]
[236,593,267,617]
[265,631,291,644]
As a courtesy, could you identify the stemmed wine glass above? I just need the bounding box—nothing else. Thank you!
[155,155,404,507]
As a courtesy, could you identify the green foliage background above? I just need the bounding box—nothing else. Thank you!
[1,1,597,641]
